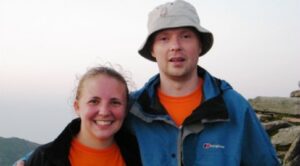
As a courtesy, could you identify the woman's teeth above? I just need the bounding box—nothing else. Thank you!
[95,120,112,125]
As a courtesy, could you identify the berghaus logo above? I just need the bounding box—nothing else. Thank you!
[203,143,225,149]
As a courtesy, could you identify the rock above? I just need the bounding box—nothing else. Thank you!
[290,90,300,98]
[272,126,300,150]
[249,97,300,115]
[284,135,300,166]
[256,113,274,122]
[262,120,291,134]
[250,94,300,163]
[282,117,300,124]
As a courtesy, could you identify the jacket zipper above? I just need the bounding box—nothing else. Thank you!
[177,125,183,166]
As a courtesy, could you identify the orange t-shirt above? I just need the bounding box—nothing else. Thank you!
[69,138,126,166]
[158,79,203,126]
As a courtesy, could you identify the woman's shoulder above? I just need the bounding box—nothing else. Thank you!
[25,142,54,166]
[115,127,142,166]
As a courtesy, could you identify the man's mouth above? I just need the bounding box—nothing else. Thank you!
[170,57,185,62]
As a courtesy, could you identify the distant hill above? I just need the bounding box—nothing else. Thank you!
[0,136,39,166]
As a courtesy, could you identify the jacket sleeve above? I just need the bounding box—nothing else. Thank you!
[241,106,281,166]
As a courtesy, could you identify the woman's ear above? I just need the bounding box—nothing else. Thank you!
[73,100,80,116]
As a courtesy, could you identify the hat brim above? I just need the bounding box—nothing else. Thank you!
[138,26,214,62]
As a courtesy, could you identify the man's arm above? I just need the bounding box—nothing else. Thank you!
[13,151,32,166]
[14,160,24,166]
[241,107,280,166]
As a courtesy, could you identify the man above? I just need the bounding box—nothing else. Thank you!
[125,0,280,165]
[16,0,279,165]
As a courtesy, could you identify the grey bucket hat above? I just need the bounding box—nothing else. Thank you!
[138,0,214,62]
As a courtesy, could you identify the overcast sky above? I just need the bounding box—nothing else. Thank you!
[1,0,299,144]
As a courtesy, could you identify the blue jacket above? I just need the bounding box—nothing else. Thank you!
[127,67,280,166]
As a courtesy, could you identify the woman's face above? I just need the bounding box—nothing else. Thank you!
[74,74,127,145]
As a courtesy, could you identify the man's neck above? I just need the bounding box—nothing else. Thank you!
[159,72,199,97]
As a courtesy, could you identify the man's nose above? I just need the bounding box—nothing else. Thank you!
[170,37,182,51]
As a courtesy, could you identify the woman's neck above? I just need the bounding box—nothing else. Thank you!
[76,130,114,150]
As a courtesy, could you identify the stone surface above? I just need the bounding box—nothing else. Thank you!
[272,126,300,149]
[290,90,300,98]
[262,120,291,134]
[249,96,300,115]
[248,94,300,165]
[256,113,274,122]
[282,117,300,124]
[284,135,300,166]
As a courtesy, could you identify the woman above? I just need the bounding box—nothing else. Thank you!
[25,66,141,166]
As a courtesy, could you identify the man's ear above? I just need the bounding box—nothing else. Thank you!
[151,52,156,59]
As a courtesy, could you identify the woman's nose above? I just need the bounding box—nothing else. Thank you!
[97,104,110,116]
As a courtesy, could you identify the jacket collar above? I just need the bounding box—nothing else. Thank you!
[42,118,142,166]
[44,118,80,165]
[133,66,230,124]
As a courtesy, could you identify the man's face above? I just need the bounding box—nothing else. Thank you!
[151,27,202,80]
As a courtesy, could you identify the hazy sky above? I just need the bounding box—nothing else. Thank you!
[1,0,299,144]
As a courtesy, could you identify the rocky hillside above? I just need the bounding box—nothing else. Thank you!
[249,89,300,166]
[0,136,39,166]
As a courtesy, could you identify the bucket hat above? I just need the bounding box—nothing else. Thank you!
[138,0,214,62]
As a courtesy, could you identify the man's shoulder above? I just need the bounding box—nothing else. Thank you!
[130,88,144,99]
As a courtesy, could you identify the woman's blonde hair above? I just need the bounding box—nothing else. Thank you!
[75,66,129,102]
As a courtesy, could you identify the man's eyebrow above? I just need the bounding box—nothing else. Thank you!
[91,96,101,100]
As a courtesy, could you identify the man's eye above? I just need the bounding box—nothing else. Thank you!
[89,100,99,104]
[182,34,191,39]
[160,37,168,41]
[111,100,122,106]
[155,35,168,42]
